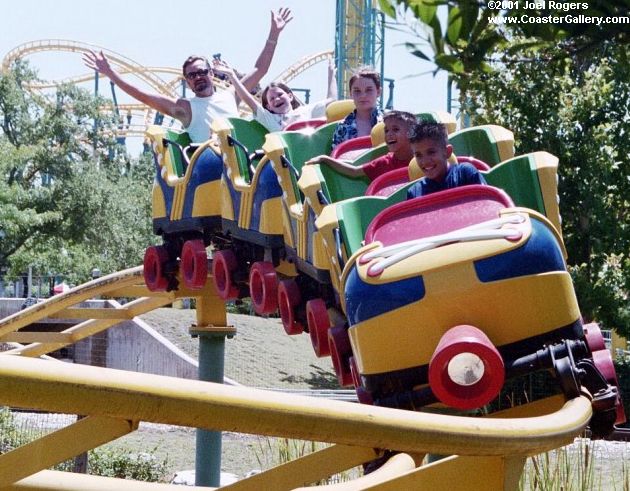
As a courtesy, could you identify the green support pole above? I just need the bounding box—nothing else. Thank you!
[194,330,228,487]
[190,295,234,488]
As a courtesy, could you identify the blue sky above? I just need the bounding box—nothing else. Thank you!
[1,0,448,154]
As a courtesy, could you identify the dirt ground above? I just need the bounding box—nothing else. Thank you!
[139,308,339,390]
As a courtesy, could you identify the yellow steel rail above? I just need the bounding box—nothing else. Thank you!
[0,357,593,457]
[0,266,144,336]
[0,354,592,489]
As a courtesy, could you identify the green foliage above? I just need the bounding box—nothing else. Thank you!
[378,1,629,334]
[463,43,630,335]
[520,439,598,490]
[0,407,28,453]
[520,438,630,490]
[86,446,169,482]
[378,0,630,89]
[0,60,156,286]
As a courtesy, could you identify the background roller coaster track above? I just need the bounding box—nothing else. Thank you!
[2,40,334,138]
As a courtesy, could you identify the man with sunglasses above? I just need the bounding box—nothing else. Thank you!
[83,7,292,143]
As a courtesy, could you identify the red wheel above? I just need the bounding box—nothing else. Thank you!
[212,250,239,300]
[143,246,169,292]
[307,299,331,357]
[278,280,303,335]
[328,326,353,387]
[181,240,208,290]
[591,349,626,425]
[249,262,279,314]
[583,323,606,353]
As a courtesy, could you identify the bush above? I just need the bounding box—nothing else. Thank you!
[87,447,170,482]
[0,408,28,453]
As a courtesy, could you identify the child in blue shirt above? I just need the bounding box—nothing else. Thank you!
[406,122,486,199]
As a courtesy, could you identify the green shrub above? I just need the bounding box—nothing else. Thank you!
[87,447,169,482]
[0,408,28,453]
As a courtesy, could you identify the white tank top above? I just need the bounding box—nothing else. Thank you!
[184,89,238,142]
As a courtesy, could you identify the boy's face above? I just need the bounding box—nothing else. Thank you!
[384,118,411,155]
[411,138,453,182]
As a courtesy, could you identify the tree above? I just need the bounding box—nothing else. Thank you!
[464,43,629,336]
[376,2,629,335]
[377,0,629,88]
[0,60,155,289]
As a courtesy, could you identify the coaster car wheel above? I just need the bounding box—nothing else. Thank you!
[307,299,331,357]
[329,326,354,387]
[278,280,304,335]
[143,245,170,292]
[212,250,239,300]
[249,261,279,315]
[181,239,208,290]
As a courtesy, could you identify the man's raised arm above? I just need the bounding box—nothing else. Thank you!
[83,50,190,125]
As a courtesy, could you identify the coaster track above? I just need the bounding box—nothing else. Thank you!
[2,40,334,138]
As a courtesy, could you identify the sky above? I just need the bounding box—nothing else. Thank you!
[1,0,448,155]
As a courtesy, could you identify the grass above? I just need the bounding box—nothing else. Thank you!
[520,438,629,490]
[253,437,360,485]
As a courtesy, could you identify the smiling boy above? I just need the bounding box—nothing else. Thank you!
[406,121,486,199]
[305,111,416,180]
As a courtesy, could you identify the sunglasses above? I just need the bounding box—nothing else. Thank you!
[185,69,210,80]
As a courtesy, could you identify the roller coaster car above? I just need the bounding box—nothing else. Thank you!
[312,150,564,365]
[293,123,516,355]
[336,185,624,436]
[209,117,385,332]
[143,126,224,292]
[209,117,302,312]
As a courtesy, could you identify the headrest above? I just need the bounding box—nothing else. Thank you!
[370,122,385,147]
[326,99,355,123]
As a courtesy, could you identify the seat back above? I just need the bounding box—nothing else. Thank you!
[365,185,514,246]
[225,118,268,180]
[485,152,562,236]
[164,129,192,177]
[145,126,192,178]
[284,118,327,132]
[318,144,388,204]
[449,125,515,166]
[335,185,411,257]
[365,167,409,197]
